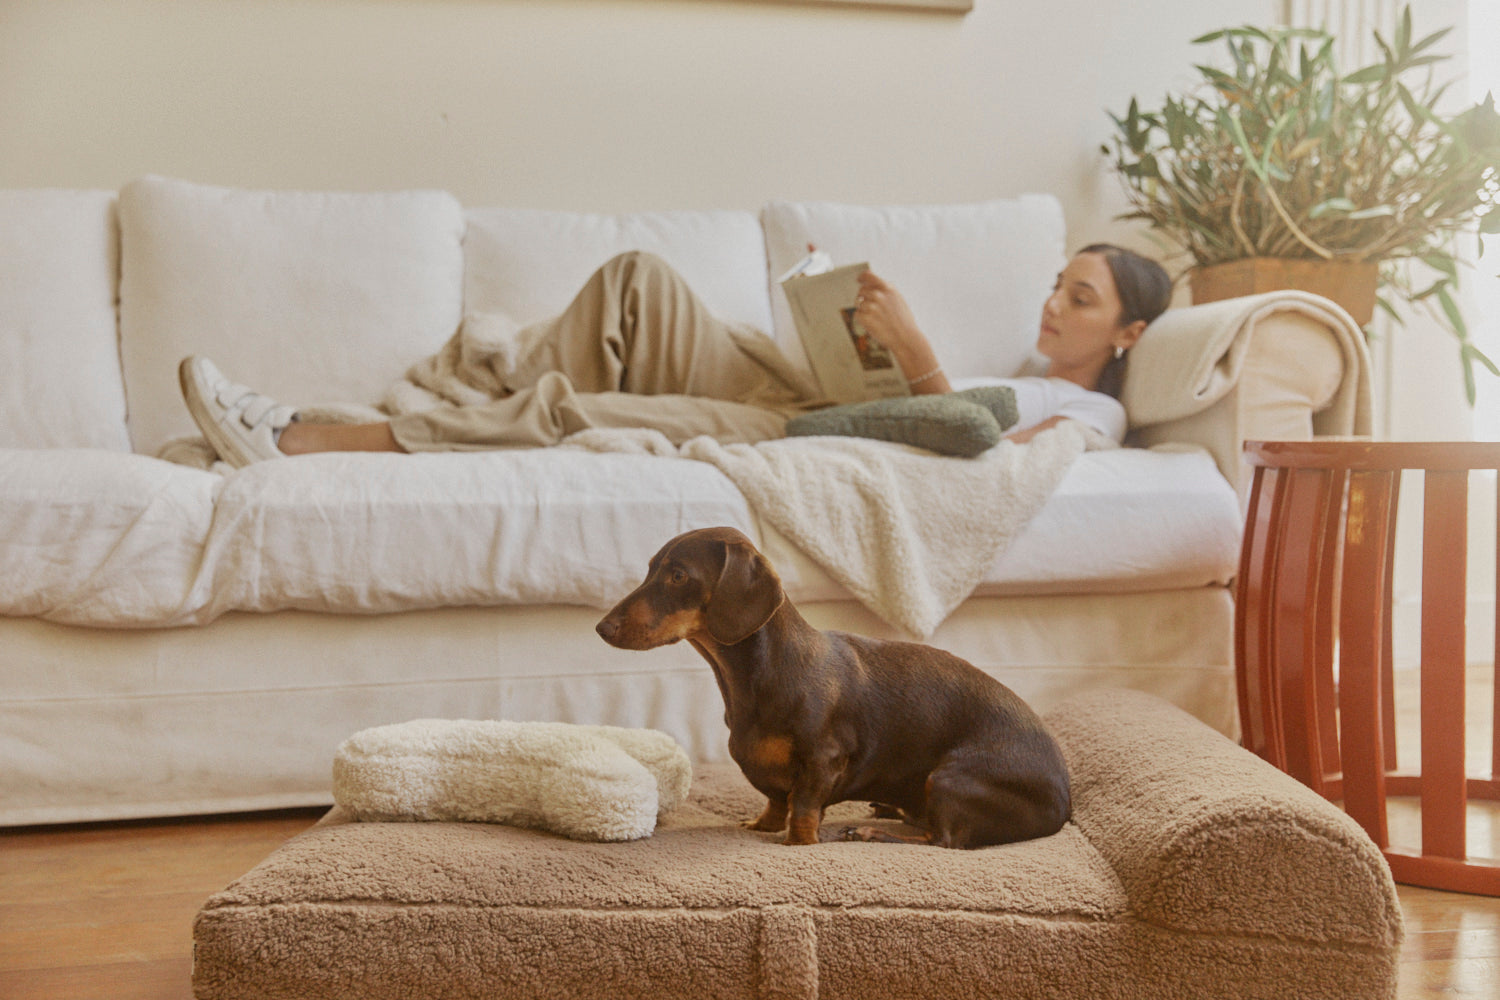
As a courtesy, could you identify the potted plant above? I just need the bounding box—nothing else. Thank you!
[1104,6,1500,401]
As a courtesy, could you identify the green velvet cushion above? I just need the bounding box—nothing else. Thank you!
[784,386,1019,458]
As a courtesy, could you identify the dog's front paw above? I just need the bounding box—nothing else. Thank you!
[743,799,789,833]
[839,825,878,842]
[744,815,792,839]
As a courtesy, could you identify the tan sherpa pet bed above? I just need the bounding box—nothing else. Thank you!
[192,690,1402,1000]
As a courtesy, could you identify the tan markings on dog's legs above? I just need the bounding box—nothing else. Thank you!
[784,808,823,845]
[744,795,789,832]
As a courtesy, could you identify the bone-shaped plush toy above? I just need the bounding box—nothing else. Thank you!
[333,719,692,841]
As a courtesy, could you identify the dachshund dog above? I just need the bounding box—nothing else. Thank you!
[595,526,1071,848]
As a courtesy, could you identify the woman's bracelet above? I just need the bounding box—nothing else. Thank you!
[906,365,944,388]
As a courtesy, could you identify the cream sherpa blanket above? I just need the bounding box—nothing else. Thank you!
[561,424,1110,638]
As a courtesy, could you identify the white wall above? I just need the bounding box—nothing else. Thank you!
[0,0,1264,240]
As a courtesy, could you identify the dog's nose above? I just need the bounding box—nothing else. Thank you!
[596,618,619,641]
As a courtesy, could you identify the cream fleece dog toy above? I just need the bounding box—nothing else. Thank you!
[332,720,693,842]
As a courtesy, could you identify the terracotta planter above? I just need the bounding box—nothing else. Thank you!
[1189,257,1380,326]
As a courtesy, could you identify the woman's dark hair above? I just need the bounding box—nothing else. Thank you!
[1076,243,1173,399]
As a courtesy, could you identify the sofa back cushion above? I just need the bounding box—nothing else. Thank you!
[761,196,1067,381]
[0,190,131,451]
[463,208,772,334]
[117,176,466,456]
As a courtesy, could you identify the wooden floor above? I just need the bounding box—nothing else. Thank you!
[3,808,1499,997]
[4,667,1500,1000]
[0,807,325,1000]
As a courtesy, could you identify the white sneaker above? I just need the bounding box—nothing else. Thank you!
[178,356,297,467]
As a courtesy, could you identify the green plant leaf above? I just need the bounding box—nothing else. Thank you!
[1410,26,1453,55]
[1411,280,1445,301]
[1404,55,1446,71]
[1344,63,1390,85]
[1229,37,1250,78]
[1164,101,1188,149]
[1348,206,1397,220]
[1468,341,1500,378]
[1422,253,1459,279]
[1373,29,1396,69]
[1436,283,1469,338]
[1309,197,1356,219]
[1396,82,1439,125]
[1458,343,1497,406]
[1196,64,1239,93]
[1480,211,1500,235]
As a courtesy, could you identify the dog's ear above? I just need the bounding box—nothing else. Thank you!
[705,536,784,645]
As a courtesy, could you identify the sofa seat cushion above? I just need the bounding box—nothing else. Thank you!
[196,449,756,617]
[200,444,1236,620]
[0,439,1237,629]
[0,190,130,451]
[982,445,1241,597]
[117,176,466,456]
[0,449,218,625]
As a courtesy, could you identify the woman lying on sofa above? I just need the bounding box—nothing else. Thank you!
[178,245,1170,467]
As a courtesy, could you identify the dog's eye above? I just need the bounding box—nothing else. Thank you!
[668,567,688,585]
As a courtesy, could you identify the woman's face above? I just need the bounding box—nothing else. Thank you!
[1036,252,1134,372]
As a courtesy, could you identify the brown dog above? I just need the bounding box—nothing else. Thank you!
[595,526,1071,848]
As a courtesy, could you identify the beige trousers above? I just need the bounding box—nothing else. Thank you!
[389,253,824,451]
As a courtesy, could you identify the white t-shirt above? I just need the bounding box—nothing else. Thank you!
[950,375,1127,444]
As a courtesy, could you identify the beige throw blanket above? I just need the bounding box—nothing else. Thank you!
[564,423,1111,638]
[1122,289,1374,436]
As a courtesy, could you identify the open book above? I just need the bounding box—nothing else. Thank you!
[779,252,910,404]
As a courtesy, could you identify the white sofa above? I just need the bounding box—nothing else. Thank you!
[0,177,1368,825]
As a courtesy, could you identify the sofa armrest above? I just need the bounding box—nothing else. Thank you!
[1044,688,1402,951]
[1122,292,1374,502]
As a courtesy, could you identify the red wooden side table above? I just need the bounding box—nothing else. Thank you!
[1236,439,1500,895]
